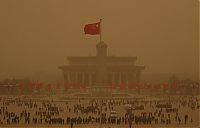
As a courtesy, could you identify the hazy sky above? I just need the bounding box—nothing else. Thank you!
[0,0,199,80]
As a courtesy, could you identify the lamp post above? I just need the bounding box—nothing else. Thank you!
[99,99,103,128]
[127,107,134,128]
[99,99,104,128]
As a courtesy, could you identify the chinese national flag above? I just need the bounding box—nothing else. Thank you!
[84,22,100,35]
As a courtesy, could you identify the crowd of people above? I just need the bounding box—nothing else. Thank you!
[0,95,199,127]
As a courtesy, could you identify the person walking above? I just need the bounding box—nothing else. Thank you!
[70,121,73,128]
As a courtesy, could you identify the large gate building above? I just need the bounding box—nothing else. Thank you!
[59,41,145,94]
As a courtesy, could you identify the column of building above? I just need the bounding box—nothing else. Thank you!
[136,70,141,83]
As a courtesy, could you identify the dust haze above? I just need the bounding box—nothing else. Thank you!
[0,0,199,83]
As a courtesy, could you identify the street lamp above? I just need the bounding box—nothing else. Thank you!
[127,107,134,128]
[99,99,103,128]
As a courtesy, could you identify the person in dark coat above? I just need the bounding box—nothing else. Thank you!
[71,121,73,128]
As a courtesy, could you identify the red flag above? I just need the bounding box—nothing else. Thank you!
[111,84,116,90]
[128,84,136,89]
[46,84,52,92]
[35,83,43,90]
[119,84,126,89]
[84,22,100,35]
[56,82,61,89]
[64,84,69,89]
[29,83,35,89]
[163,83,169,91]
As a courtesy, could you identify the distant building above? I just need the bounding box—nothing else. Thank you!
[59,41,145,96]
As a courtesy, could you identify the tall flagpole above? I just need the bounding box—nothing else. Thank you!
[100,19,102,42]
